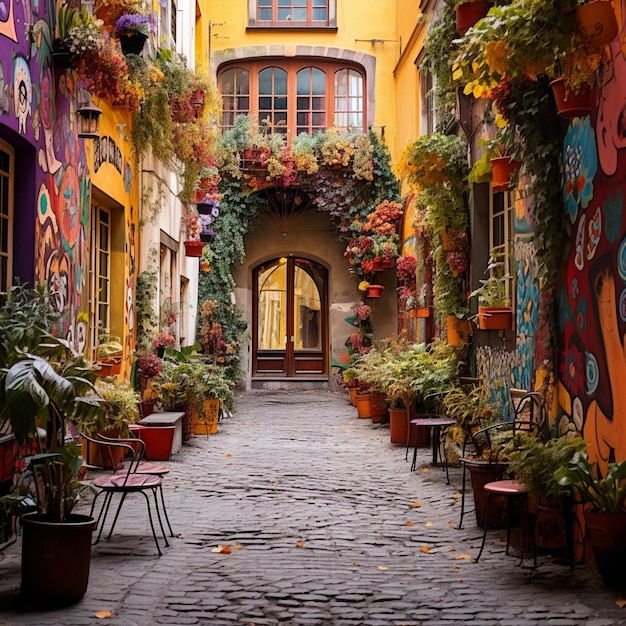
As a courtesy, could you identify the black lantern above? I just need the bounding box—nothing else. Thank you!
[77,97,102,140]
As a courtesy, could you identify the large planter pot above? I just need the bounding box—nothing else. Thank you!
[192,398,220,435]
[81,429,124,469]
[490,156,521,192]
[370,391,389,424]
[134,425,175,461]
[455,0,491,35]
[477,306,513,330]
[349,387,358,406]
[119,31,148,55]
[389,407,409,444]
[21,513,96,606]
[576,0,618,49]
[95,356,122,377]
[466,460,508,527]
[355,392,372,419]
[584,510,626,585]
[550,77,594,119]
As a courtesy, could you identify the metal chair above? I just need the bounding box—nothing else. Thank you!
[81,433,170,555]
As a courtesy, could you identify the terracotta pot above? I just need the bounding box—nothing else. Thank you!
[576,0,618,49]
[584,510,626,584]
[355,392,372,419]
[366,284,385,298]
[192,398,220,435]
[134,425,175,461]
[477,306,513,330]
[370,392,389,423]
[456,0,491,35]
[349,387,358,406]
[410,308,431,318]
[81,428,124,469]
[550,77,594,119]
[389,407,409,444]
[490,156,521,192]
[184,240,204,257]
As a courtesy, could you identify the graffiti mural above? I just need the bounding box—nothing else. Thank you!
[559,22,626,473]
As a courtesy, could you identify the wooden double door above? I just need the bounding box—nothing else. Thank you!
[253,257,328,378]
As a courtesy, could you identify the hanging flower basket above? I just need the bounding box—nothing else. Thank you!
[365,284,385,298]
[490,156,521,192]
[184,240,204,257]
[576,0,618,50]
[550,77,594,119]
[455,0,491,36]
[118,32,148,55]
[372,257,396,270]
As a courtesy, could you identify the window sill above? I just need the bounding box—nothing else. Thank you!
[246,25,338,32]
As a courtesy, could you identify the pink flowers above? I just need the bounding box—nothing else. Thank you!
[154,332,175,349]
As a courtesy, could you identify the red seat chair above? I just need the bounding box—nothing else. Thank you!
[81,433,170,555]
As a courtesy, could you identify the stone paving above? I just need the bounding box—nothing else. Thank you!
[1,389,626,625]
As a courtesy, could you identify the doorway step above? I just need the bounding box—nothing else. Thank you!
[251,377,329,391]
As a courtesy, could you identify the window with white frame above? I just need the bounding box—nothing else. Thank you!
[0,141,13,294]
[419,68,436,135]
[490,190,514,305]
[219,60,365,134]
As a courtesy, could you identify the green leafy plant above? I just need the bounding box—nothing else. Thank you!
[470,251,512,307]
[555,451,626,514]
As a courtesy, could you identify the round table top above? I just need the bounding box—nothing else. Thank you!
[483,479,528,495]
[410,417,457,427]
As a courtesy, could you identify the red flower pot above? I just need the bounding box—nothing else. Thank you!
[365,284,385,298]
[184,240,204,257]
[550,77,594,119]
[490,156,521,192]
[456,0,491,36]
[477,306,513,330]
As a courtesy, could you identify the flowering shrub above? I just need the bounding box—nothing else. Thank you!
[396,255,418,309]
[154,331,175,349]
[184,209,202,241]
[115,12,152,36]
[353,301,371,321]
[362,200,404,235]
[160,297,178,328]
[136,352,163,378]
[68,8,105,56]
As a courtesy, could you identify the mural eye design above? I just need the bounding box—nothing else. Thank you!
[585,350,599,395]
[620,289,626,323]
[574,299,587,333]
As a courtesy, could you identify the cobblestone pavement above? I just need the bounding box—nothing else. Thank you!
[1,390,626,625]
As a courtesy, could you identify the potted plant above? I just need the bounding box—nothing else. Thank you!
[96,333,124,376]
[470,251,513,330]
[454,0,492,36]
[192,370,233,435]
[555,451,626,584]
[182,208,205,257]
[0,286,106,605]
[115,12,151,55]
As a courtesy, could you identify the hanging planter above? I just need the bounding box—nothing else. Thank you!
[365,284,385,298]
[490,156,521,192]
[455,0,491,36]
[477,306,513,330]
[576,0,618,49]
[550,77,594,119]
[184,240,204,257]
[118,32,148,55]
[447,315,470,345]
[372,256,396,270]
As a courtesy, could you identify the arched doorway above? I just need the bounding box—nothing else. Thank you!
[253,257,328,378]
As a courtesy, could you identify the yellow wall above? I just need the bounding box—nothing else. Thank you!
[200,0,400,158]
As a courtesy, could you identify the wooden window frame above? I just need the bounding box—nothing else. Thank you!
[0,140,13,294]
[219,59,365,135]
[489,190,514,307]
[252,0,333,28]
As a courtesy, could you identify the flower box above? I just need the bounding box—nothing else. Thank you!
[95,357,122,377]
[477,306,513,330]
[550,77,594,120]
[409,308,431,318]
[576,0,618,50]
[455,0,491,36]
[490,156,521,192]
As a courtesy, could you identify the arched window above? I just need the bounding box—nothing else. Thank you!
[221,68,250,130]
[296,67,326,135]
[258,66,288,132]
[218,60,365,134]
[334,68,363,129]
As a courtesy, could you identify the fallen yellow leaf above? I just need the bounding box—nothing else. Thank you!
[410,501,421,508]
[269,479,276,483]
[426,521,433,527]
[448,522,454,528]
[296,541,305,548]
[211,545,231,554]
[455,554,471,560]
[616,598,626,608]
[420,546,431,553]
[94,611,112,619]
[452,565,459,570]
[422,467,430,473]
[404,521,414,527]
[378,566,389,571]
[457,578,463,582]
[235,545,242,550]
[453,492,462,500]
[224,453,232,457]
